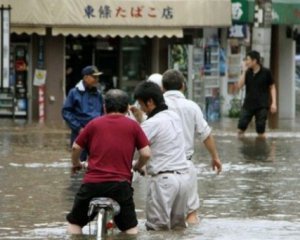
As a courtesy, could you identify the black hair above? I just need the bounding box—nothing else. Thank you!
[247,50,261,65]
[162,69,184,91]
[104,89,129,113]
[134,81,165,106]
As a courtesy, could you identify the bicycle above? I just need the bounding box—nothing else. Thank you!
[87,197,120,239]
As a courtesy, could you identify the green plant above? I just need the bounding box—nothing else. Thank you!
[228,97,241,118]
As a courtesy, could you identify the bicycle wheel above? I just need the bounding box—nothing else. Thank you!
[96,208,107,239]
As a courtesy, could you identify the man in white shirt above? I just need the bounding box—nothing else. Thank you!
[133,81,190,230]
[162,69,222,224]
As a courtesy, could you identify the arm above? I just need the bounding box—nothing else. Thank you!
[133,145,151,175]
[234,71,246,93]
[129,105,146,123]
[234,60,247,93]
[270,84,277,114]
[203,134,222,174]
[62,91,82,131]
[71,142,84,174]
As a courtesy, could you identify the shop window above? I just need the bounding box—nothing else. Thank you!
[121,37,151,101]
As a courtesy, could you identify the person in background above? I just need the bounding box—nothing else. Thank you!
[66,89,151,235]
[234,50,277,138]
[62,65,104,161]
[133,81,190,230]
[162,69,222,224]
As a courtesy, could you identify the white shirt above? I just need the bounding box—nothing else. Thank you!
[164,90,211,158]
[141,109,188,175]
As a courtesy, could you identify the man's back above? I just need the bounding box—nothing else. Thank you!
[141,109,188,175]
[164,90,211,157]
[75,114,149,183]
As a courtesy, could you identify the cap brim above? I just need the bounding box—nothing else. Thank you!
[92,72,103,76]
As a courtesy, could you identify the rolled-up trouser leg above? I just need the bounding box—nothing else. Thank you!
[255,108,269,134]
[186,161,200,213]
[238,108,254,132]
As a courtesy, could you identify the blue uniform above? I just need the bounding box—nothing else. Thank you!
[62,80,103,161]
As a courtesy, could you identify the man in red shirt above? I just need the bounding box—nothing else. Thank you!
[66,89,151,235]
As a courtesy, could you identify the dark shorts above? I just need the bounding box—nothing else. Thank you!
[238,108,269,134]
[66,181,138,231]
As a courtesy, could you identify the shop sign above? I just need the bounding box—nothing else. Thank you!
[228,24,247,39]
[253,0,272,28]
[1,0,232,28]
[84,4,174,20]
[232,0,250,23]
[272,1,300,25]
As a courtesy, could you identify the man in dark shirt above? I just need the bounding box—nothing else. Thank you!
[235,50,277,138]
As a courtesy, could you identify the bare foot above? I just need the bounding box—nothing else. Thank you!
[186,211,200,224]
[237,130,245,138]
[257,133,266,139]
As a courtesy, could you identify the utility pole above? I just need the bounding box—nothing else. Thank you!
[252,0,278,128]
[252,0,272,68]
[0,5,11,89]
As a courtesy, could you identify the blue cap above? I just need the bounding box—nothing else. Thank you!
[81,65,103,76]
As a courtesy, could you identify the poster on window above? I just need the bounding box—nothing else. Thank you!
[33,69,47,86]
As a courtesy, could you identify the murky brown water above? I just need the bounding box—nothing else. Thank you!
[1,118,300,239]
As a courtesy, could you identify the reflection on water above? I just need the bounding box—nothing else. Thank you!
[0,122,300,239]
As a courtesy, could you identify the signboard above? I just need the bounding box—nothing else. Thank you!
[33,69,47,86]
[272,1,300,25]
[233,0,300,25]
[253,0,272,28]
[0,0,232,27]
[232,0,250,23]
[228,24,247,38]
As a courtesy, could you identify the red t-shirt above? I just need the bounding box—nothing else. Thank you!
[75,114,149,184]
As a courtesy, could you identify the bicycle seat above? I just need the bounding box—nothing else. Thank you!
[88,197,120,217]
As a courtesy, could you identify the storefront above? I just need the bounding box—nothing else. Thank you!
[1,0,232,123]
[224,0,300,121]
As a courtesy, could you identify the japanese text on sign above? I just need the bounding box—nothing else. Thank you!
[84,5,174,20]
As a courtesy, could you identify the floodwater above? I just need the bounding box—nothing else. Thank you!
[1,118,300,240]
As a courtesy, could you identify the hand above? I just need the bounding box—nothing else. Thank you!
[71,162,83,175]
[212,158,222,174]
[270,103,277,114]
[133,164,145,176]
[129,105,144,123]
[241,60,248,72]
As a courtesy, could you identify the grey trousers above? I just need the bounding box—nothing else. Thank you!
[145,171,189,230]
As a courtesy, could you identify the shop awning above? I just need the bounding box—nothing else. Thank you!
[11,27,46,36]
[52,27,183,38]
[1,0,231,37]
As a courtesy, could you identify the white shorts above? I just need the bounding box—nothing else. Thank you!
[145,171,189,230]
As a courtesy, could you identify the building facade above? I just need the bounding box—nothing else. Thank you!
[0,0,231,123]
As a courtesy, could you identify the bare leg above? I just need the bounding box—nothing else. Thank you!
[67,223,82,234]
[186,210,200,224]
[257,133,266,139]
[125,226,138,234]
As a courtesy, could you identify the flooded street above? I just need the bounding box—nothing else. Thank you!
[1,118,300,239]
